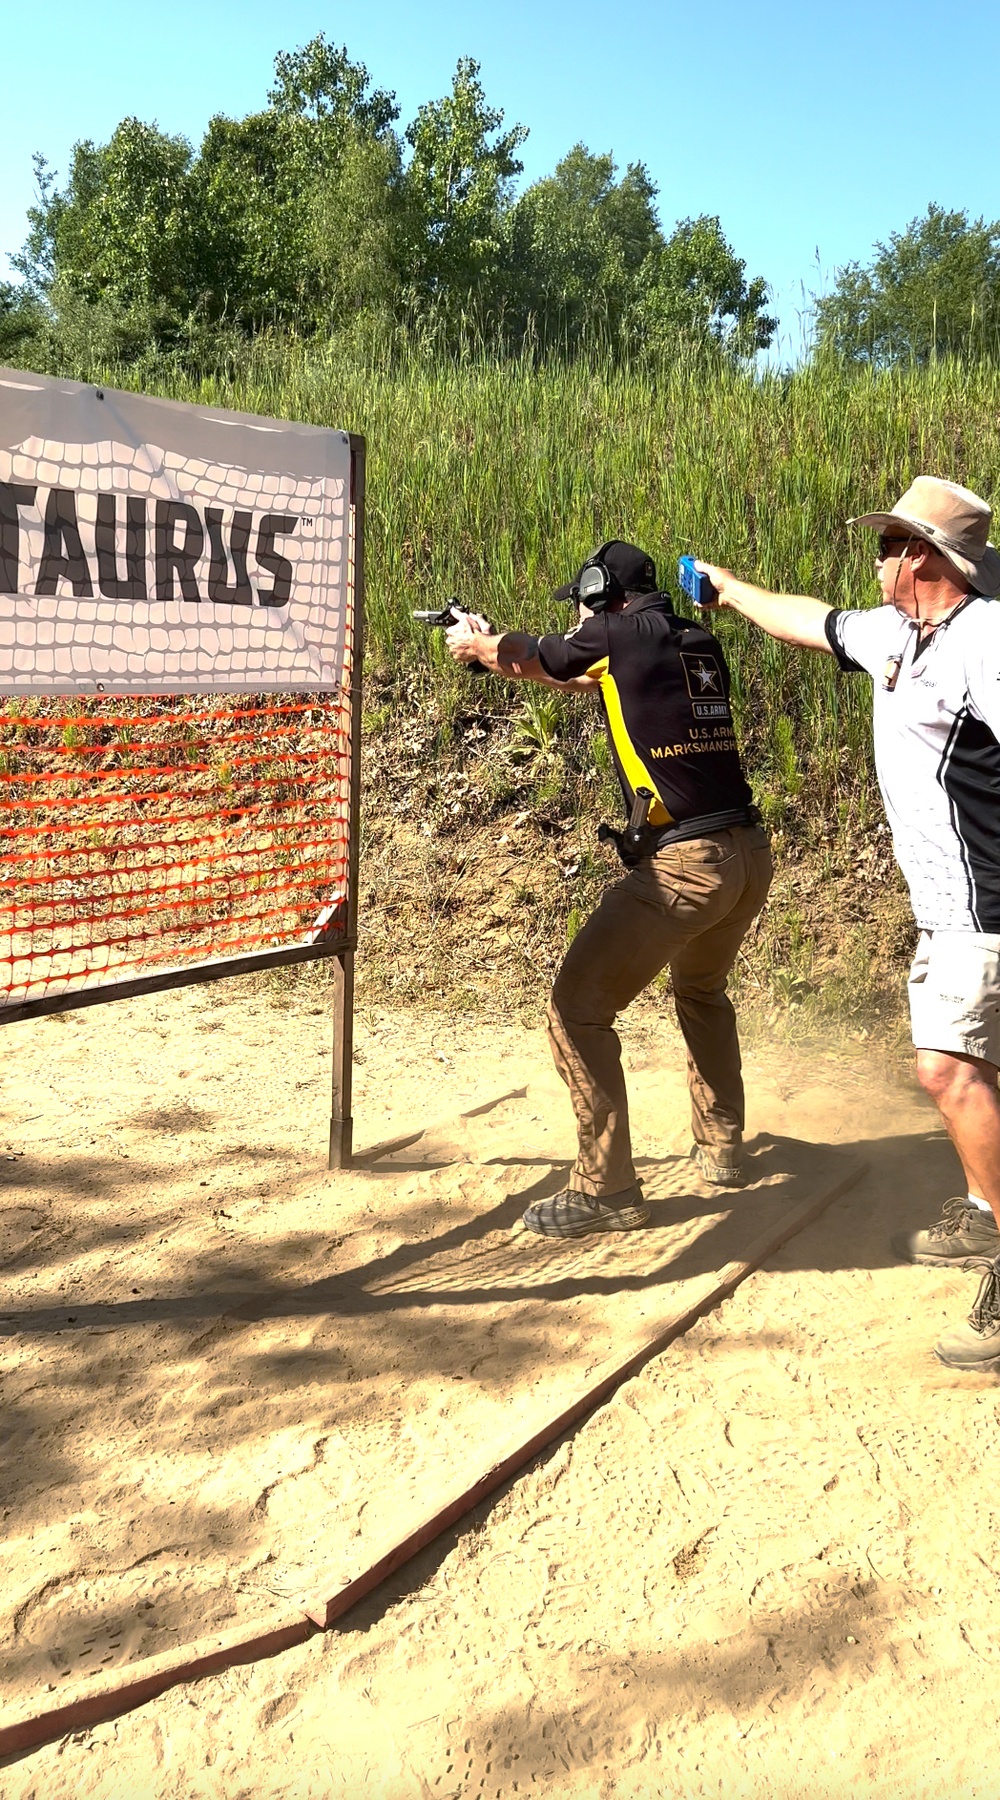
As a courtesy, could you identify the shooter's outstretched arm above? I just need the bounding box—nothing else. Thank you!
[447,624,598,692]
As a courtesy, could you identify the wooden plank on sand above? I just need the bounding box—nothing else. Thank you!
[1,1151,863,1757]
[300,1152,865,1627]
[0,1614,316,1759]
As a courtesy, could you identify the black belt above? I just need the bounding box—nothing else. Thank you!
[651,805,761,851]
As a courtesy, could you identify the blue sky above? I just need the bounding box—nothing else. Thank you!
[3,0,999,357]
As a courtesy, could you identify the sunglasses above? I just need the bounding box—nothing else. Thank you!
[876,534,913,560]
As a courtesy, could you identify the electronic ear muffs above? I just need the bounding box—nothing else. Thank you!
[575,544,624,612]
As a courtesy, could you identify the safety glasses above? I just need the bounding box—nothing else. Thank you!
[877,534,912,561]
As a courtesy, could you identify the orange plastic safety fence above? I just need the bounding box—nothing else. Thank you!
[0,692,352,1008]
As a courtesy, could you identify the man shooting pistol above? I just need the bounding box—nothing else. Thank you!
[446,541,772,1238]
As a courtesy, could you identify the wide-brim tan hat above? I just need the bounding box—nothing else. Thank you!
[848,475,1000,596]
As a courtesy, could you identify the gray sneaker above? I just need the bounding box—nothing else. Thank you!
[891,1196,1000,1267]
[522,1185,650,1238]
[935,1256,1000,1371]
[690,1142,746,1188]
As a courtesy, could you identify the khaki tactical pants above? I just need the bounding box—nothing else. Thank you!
[547,824,773,1196]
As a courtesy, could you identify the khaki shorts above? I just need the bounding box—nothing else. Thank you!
[908,929,1000,1064]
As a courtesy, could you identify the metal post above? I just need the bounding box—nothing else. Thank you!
[329,948,355,1169]
[329,435,365,1172]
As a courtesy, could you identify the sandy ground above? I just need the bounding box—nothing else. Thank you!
[1,975,1000,1798]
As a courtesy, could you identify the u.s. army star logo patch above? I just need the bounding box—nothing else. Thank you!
[680,650,723,698]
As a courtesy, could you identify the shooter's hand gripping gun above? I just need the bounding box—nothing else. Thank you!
[598,786,656,868]
[413,598,493,676]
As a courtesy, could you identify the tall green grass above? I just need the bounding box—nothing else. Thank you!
[80,338,1000,830]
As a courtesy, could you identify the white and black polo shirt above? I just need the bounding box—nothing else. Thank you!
[826,597,1000,930]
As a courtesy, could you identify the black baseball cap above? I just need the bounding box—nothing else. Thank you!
[554,540,658,603]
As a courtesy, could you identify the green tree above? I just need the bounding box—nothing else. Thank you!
[633,215,776,360]
[7,37,776,366]
[404,57,527,313]
[309,127,411,327]
[268,35,399,136]
[11,155,62,298]
[14,35,406,344]
[506,145,663,349]
[0,280,44,357]
[191,110,317,326]
[191,37,403,330]
[14,120,198,350]
[814,204,1000,365]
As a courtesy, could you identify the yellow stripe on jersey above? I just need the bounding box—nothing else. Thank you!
[587,659,672,825]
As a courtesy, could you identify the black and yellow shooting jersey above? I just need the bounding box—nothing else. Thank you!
[536,593,752,827]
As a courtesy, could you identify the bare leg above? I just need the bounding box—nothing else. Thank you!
[915,1049,1000,1231]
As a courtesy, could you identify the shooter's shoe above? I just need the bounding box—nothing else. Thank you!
[521,1184,649,1239]
[690,1142,746,1188]
[934,1256,1000,1371]
[891,1196,1000,1268]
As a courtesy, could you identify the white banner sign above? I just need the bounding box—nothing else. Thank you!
[0,369,354,693]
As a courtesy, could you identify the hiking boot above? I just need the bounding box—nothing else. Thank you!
[891,1196,1000,1267]
[934,1256,1000,1371]
[690,1142,746,1188]
[521,1184,650,1239]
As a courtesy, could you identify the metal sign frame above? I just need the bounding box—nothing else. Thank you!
[0,431,365,1170]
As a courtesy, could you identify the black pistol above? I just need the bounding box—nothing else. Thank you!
[598,786,655,867]
[413,598,492,676]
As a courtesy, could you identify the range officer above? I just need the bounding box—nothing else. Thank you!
[699,477,1000,1371]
